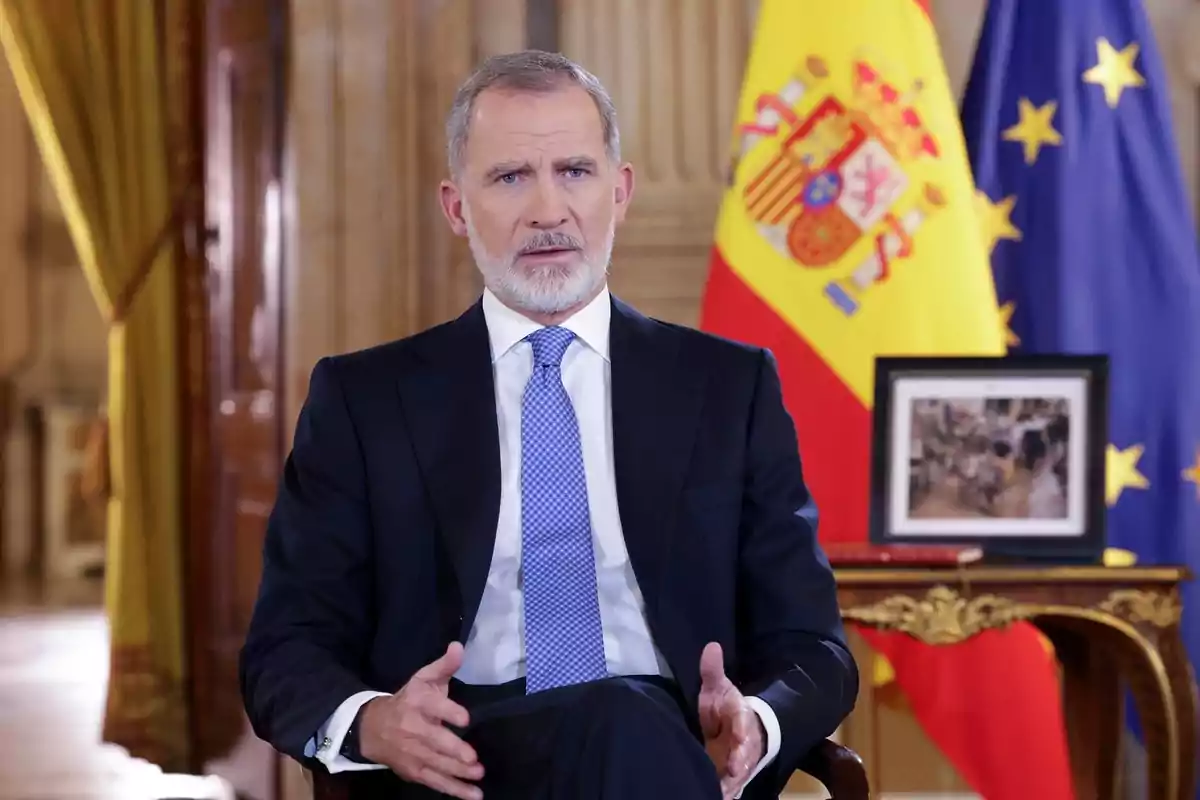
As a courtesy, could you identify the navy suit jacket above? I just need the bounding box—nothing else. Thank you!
[240,295,858,795]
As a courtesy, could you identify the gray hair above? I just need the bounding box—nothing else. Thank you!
[445,50,621,176]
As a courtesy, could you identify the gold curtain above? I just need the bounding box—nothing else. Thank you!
[0,0,191,770]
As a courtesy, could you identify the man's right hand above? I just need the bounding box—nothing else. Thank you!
[359,642,484,800]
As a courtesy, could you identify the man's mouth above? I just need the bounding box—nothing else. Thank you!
[520,246,577,258]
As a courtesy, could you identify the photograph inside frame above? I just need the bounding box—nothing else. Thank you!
[887,373,1090,538]
[908,396,1069,521]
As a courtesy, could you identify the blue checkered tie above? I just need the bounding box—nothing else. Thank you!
[521,326,608,694]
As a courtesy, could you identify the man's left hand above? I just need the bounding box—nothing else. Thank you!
[698,642,766,799]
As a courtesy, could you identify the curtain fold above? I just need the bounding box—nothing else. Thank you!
[0,0,190,770]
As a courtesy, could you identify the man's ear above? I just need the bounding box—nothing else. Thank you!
[439,179,469,237]
[613,162,635,224]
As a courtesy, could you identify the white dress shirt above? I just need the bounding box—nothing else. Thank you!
[307,287,780,795]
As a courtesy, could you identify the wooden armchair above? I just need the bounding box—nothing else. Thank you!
[796,738,871,799]
[310,737,869,799]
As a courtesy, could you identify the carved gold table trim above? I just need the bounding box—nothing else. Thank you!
[836,567,1197,800]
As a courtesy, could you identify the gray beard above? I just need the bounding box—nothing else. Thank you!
[466,219,615,316]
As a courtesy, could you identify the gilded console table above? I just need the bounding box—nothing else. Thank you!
[836,566,1196,800]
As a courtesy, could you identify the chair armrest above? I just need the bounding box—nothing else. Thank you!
[309,770,349,800]
[796,738,870,799]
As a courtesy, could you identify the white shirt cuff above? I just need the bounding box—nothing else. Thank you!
[733,695,782,799]
[303,690,391,773]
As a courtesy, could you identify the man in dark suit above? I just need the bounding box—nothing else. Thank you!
[240,49,857,800]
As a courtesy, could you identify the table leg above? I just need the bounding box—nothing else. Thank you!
[1101,623,1180,800]
[1158,631,1198,799]
[1041,621,1121,800]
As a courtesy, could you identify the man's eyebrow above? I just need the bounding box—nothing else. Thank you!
[484,161,532,181]
[557,156,598,171]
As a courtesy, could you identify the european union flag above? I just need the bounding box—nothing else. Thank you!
[961,0,1200,794]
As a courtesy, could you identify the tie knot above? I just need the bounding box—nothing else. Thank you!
[527,326,575,367]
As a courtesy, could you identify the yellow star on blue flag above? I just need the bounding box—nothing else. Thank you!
[1002,98,1063,164]
[1183,449,1200,499]
[1083,38,1145,108]
[962,0,1200,781]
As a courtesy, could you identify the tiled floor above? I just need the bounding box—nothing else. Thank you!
[0,577,232,800]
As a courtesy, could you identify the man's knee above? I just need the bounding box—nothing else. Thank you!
[580,678,674,715]
[572,678,699,745]
[559,679,721,798]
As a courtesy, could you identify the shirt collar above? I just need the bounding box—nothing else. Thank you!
[482,286,611,363]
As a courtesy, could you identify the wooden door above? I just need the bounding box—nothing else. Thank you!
[191,0,288,796]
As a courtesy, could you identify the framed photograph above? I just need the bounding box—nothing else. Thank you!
[868,354,1108,561]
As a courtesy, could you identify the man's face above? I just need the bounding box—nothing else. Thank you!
[440,83,634,316]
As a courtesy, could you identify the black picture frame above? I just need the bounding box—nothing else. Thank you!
[868,354,1109,564]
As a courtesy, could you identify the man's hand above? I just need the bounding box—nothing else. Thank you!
[359,642,484,800]
[698,642,766,800]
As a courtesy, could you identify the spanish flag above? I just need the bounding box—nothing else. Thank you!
[699,2,1074,798]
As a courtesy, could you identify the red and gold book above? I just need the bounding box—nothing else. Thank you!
[824,543,982,568]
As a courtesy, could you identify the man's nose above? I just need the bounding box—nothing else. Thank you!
[526,176,569,228]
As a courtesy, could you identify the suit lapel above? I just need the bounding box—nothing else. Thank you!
[609,297,706,616]
[395,300,499,639]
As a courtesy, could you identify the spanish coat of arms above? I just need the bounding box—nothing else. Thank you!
[730,55,947,316]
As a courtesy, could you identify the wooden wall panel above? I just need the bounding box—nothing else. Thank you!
[337,0,409,355]
[286,0,340,413]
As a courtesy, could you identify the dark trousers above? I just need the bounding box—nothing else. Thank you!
[334,675,724,799]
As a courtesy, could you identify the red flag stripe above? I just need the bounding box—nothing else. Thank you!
[700,247,870,544]
[857,626,1075,799]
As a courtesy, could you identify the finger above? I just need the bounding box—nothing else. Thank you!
[409,740,486,782]
[720,754,751,798]
[697,692,721,736]
[720,772,743,800]
[729,701,751,744]
[420,694,471,729]
[413,642,465,684]
[705,692,743,743]
[415,764,483,800]
[414,719,479,764]
[697,688,713,711]
[725,738,752,777]
[698,642,726,688]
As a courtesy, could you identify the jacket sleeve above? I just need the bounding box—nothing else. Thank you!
[734,349,859,792]
[239,357,379,763]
